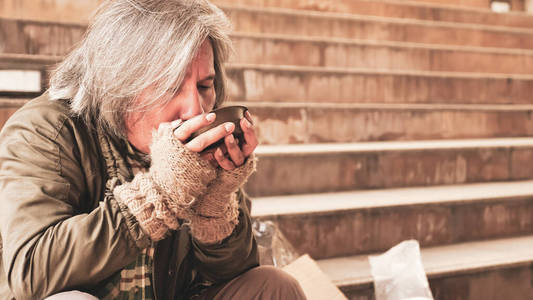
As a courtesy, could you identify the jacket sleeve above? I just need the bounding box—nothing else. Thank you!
[0,110,149,299]
[191,189,259,283]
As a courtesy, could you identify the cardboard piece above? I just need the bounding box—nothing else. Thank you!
[282,254,348,300]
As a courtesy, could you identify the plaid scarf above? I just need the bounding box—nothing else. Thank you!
[96,246,156,300]
[96,130,156,300]
[95,131,216,299]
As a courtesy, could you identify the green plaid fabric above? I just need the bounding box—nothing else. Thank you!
[94,245,155,300]
[94,151,156,300]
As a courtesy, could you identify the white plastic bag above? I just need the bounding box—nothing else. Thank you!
[368,240,433,300]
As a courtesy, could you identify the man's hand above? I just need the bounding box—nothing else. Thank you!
[171,111,258,170]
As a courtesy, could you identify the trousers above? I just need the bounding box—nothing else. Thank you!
[193,265,306,300]
[45,266,306,300]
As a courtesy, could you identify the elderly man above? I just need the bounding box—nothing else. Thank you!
[0,0,305,299]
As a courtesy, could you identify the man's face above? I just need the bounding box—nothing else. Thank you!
[125,39,217,154]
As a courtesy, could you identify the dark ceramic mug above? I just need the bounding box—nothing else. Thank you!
[189,105,248,151]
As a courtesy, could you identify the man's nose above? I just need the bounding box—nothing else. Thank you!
[180,87,204,120]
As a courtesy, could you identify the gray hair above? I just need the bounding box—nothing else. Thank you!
[49,0,233,138]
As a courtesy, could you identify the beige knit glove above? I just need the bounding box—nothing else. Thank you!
[114,123,217,241]
[189,154,257,244]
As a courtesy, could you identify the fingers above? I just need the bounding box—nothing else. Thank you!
[225,134,245,167]
[173,112,216,141]
[214,111,257,170]
[240,114,258,157]
[214,145,236,171]
[245,110,254,125]
[170,110,258,169]
[186,122,234,152]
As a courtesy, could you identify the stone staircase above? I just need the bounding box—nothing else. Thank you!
[3,0,533,299]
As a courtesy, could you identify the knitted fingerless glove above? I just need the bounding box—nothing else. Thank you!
[113,123,217,241]
[190,154,257,244]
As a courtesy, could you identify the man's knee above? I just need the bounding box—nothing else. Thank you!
[249,266,306,298]
[44,291,99,300]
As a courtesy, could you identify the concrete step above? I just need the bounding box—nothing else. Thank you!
[10,7,533,53]
[0,53,61,70]
[418,0,493,8]
[0,0,99,23]
[411,0,494,10]
[251,180,533,259]
[6,54,533,104]
[7,17,533,75]
[218,0,495,11]
[0,18,86,56]
[236,102,533,144]
[231,33,533,74]
[1,0,526,29]
[227,64,533,104]
[318,235,533,299]
[245,138,533,197]
[220,0,511,12]
[222,5,533,49]
[395,0,523,11]
[216,0,533,28]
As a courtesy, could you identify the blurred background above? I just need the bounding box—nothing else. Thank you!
[2,0,533,299]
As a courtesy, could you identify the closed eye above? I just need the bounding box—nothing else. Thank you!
[198,84,213,90]
[198,75,215,91]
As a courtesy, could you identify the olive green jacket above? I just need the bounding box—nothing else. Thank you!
[0,94,259,299]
